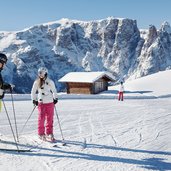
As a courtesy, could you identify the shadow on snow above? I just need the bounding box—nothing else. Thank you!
[1,139,171,170]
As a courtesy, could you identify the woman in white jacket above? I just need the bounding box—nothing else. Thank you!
[31,67,58,142]
[118,81,124,101]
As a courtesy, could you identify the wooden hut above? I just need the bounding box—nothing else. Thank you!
[58,72,115,94]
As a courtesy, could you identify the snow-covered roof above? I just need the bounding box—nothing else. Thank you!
[58,72,115,83]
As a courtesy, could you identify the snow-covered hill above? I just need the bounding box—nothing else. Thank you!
[112,69,171,98]
[1,17,171,93]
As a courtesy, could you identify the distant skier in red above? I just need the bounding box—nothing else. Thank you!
[118,81,124,101]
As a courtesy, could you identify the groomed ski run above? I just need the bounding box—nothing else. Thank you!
[0,98,171,171]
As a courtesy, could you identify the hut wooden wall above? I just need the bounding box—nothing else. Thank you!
[93,78,108,94]
[67,82,93,94]
[63,75,113,94]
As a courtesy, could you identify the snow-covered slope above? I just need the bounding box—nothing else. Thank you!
[112,69,171,98]
[1,17,171,93]
[0,70,171,170]
[0,99,171,170]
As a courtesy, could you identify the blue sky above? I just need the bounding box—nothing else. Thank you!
[0,0,170,31]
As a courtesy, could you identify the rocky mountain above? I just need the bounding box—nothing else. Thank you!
[0,17,171,93]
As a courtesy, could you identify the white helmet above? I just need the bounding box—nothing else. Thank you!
[38,67,48,77]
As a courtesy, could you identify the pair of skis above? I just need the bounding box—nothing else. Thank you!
[40,138,67,147]
[0,140,67,152]
[52,140,67,147]
[0,148,31,152]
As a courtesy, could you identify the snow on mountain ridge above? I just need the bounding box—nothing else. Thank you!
[160,21,171,33]
[0,17,171,93]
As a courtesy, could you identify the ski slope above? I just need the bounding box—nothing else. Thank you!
[110,69,171,98]
[0,70,171,171]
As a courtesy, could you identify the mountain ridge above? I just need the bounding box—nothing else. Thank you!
[0,17,171,93]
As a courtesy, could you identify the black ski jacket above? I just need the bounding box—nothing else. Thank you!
[0,71,11,99]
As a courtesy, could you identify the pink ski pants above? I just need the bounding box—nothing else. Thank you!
[118,92,124,101]
[37,102,54,135]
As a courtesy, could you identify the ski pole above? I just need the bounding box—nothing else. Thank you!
[54,106,65,141]
[19,105,36,136]
[2,100,19,152]
[10,89,19,142]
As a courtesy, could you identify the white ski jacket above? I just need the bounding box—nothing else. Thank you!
[31,77,58,104]
[119,85,124,92]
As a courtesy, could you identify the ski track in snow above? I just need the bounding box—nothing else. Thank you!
[0,99,171,171]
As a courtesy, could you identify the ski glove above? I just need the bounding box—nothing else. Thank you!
[53,98,58,104]
[33,100,38,106]
[2,83,12,92]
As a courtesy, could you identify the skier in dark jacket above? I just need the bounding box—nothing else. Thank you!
[0,53,12,100]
